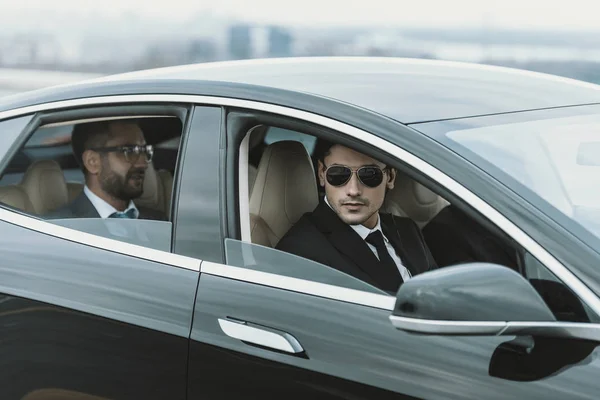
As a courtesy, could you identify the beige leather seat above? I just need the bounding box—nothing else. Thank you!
[248,164,258,194]
[0,184,34,213]
[136,163,173,216]
[382,170,448,228]
[249,141,319,247]
[20,160,69,215]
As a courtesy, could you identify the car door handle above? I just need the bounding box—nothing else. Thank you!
[218,318,304,354]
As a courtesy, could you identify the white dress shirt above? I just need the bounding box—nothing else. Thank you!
[325,196,412,281]
[83,185,139,219]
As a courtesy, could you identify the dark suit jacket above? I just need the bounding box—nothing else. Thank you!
[422,205,518,270]
[276,202,437,293]
[45,192,166,221]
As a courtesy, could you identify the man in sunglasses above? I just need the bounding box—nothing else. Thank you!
[47,120,165,220]
[276,143,437,294]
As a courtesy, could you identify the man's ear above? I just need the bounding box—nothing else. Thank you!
[317,159,326,187]
[386,167,396,190]
[82,150,101,175]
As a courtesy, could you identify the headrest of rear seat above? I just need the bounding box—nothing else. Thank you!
[20,160,69,215]
[0,185,34,213]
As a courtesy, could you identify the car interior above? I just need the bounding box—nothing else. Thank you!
[0,115,183,220]
[243,125,451,248]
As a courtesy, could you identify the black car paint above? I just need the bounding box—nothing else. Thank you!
[171,105,224,263]
[0,218,195,399]
[189,274,600,400]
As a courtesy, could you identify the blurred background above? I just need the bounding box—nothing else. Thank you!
[2,0,600,95]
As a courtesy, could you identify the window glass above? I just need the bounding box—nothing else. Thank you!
[0,114,183,253]
[225,239,388,295]
[438,113,600,242]
[50,218,171,251]
[0,115,34,169]
[264,127,317,155]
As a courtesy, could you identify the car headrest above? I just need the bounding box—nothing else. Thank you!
[20,159,69,215]
[382,170,448,226]
[250,140,318,246]
[0,185,34,213]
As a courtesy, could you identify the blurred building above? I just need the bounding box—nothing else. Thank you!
[267,26,293,57]
[228,24,252,60]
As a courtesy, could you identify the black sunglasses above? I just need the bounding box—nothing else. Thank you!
[324,165,387,188]
[90,144,154,163]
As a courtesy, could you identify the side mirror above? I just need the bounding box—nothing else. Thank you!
[389,263,600,341]
[577,141,600,166]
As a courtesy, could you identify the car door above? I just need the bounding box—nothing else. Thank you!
[0,101,204,400]
[183,102,600,399]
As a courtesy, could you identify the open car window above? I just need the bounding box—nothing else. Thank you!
[0,112,185,253]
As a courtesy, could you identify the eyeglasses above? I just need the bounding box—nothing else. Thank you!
[324,164,387,188]
[90,144,154,163]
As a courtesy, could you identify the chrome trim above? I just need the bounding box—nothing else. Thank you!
[202,261,395,311]
[0,208,200,272]
[502,321,600,341]
[218,317,304,354]
[1,94,599,315]
[390,315,600,341]
[389,315,506,335]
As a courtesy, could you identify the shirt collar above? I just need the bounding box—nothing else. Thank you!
[84,185,138,219]
[324,195,383,241]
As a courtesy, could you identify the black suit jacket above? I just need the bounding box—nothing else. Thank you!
[422,205,518,270]
[276,202,437,293]
[45,192,166,221]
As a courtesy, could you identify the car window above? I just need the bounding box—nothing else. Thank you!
[0,113,184,253]
[224,239,387,295]
[0,115,34,164]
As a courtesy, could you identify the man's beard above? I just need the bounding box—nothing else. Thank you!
[99,166,145,201]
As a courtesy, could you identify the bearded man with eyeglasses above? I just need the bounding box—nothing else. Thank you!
[47,120,165,221]
[276,143,437,294]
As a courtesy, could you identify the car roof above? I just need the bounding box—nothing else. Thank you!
[2,57,600,124]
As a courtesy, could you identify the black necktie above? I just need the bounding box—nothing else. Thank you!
[365,230,403,290]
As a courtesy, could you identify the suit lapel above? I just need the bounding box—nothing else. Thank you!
[310,203,400,291]
[71,193,101,218]
[380,214,426,276]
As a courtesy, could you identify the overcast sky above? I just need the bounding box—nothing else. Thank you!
[2,0,600,30]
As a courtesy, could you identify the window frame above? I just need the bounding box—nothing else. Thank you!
[0,98,198,272]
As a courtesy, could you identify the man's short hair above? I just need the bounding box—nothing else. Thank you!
[71,119,138,174]
[315,140,335,163]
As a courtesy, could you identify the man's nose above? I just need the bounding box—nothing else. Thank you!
[134,155,149,168]
[345,173,361,196]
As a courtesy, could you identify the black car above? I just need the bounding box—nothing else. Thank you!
[1,57,600,399]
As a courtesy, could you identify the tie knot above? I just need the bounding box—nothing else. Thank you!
[109,208,137,219]
[365,230,386,248]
